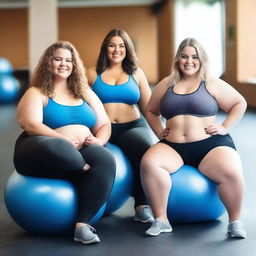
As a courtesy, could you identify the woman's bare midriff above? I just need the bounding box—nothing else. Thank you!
[55,124,92,149]
[104,103,140,123]
[164,115,216,143]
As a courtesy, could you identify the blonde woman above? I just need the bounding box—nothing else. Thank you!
[141,38,247,238]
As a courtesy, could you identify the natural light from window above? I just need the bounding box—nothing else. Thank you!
[174,0,224,78]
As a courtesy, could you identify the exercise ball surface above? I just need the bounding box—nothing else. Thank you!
[0,58,13,74]
[4,171,105,234]
[104,143,134,215]
[168,165,225,223]
[0,75,20,103]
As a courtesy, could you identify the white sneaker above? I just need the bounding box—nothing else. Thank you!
[145,218,172,236]
[134,206,154,223]
[227,220,247,239]
[74,224,100,244]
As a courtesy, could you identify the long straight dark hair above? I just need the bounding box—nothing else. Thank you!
[96,28,138,75]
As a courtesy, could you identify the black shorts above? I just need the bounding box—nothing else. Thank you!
[159,134,236,168]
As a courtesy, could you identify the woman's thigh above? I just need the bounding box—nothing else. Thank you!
[198,146,243,184]
[14,135,85,176]
[115,126,153,151]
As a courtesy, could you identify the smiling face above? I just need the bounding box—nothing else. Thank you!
[178,46,201,78]
[51,48,73,80]
[107,36,126,65]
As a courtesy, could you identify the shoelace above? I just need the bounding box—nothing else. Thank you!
[152,219,161,228]
[81,224,97,233]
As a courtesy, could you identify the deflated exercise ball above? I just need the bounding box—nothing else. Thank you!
[0,75,20,103]
[104,143,134,215]
[4,171,105,234]
[0,58,13,74]
[168,165,225,223]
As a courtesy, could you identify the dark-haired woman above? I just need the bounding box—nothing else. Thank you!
[87,28,154,223]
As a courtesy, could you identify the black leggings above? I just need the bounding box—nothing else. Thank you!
[109,117,153,207]
[13,131,116,224]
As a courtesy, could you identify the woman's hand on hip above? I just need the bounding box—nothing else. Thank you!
[204,123,228,135]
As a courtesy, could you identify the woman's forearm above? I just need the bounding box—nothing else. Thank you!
[146,111,165,139]
[222,99,247,131]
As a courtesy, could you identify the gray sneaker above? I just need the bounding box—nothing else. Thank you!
[74,224,100,244]
[134,206,154,223]
[228,220,247,239]
[145,218,172,236]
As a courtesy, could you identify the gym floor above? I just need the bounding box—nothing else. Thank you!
[0,104,256,256]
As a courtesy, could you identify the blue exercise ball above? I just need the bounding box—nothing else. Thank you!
[0,58,13,74]
[167,165,225,223]
[0,75,20,103]
[4,171,105,234]
[104,143,134,215]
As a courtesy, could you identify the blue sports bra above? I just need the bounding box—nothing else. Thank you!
[160,81,218,120]
[43,98,97,129]
[92,74,140,104]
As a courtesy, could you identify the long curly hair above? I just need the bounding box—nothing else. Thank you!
[96,28,138,75]
[30,41,88,98]
[170,38,210,84]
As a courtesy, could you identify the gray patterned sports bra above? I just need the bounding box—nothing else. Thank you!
[160,81,218,120]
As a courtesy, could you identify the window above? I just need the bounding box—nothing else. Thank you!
[174,0,225,78]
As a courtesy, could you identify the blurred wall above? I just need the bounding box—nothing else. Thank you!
[0,5,158,83]
[1,0,256,108]
[59,6,158,83]
[224,0,256,108]
[0,9,28,69]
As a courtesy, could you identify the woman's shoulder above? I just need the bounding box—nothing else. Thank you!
[24,86,45,97]
[18,86,47,108]
[205,78,226,89]
[150,76,172,98]
[86,67,98,86]
[157,76,173,88]
[87,67,97,76]
[133,66,149,78]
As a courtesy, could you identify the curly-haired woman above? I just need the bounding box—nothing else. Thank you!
[13,41,116,245]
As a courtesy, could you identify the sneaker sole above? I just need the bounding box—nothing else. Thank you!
[145,228,173,237]
[228,232,247,239]
[134,217,154,223]
[74,237,100,244]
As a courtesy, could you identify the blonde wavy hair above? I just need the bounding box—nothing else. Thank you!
[30,41,89,100]
[170,38,210,84]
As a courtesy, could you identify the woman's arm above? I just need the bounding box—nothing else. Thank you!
[86,67,97,88]
[134,67,152,116]
[205,79,247,135]
[83,88,111,146]
[17,87,79,146]
[145,77,170,139]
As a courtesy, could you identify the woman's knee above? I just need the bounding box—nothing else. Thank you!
[83,145,116,176]
[140,150,158,174]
